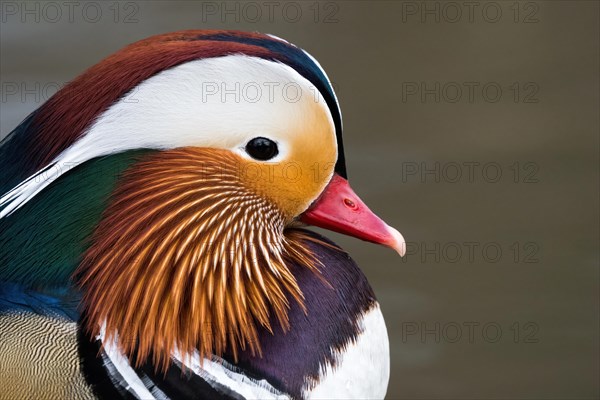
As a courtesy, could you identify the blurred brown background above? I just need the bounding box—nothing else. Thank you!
[1,1,598,399]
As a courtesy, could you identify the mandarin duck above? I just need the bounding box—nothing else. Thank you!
[0,30,405,400]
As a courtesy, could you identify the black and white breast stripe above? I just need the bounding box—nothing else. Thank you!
[79,329,288,400]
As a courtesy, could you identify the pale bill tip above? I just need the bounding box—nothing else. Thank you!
[387,226,406,257]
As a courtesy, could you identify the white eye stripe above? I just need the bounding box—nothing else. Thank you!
[0,55,335,217]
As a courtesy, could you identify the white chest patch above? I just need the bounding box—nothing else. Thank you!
[304,304,390,400]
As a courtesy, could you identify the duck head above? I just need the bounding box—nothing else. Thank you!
[0,30,404,371]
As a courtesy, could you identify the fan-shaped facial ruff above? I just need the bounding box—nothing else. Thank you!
[77,148,326,372]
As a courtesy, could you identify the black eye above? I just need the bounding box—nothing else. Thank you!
[245,137,279,161]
